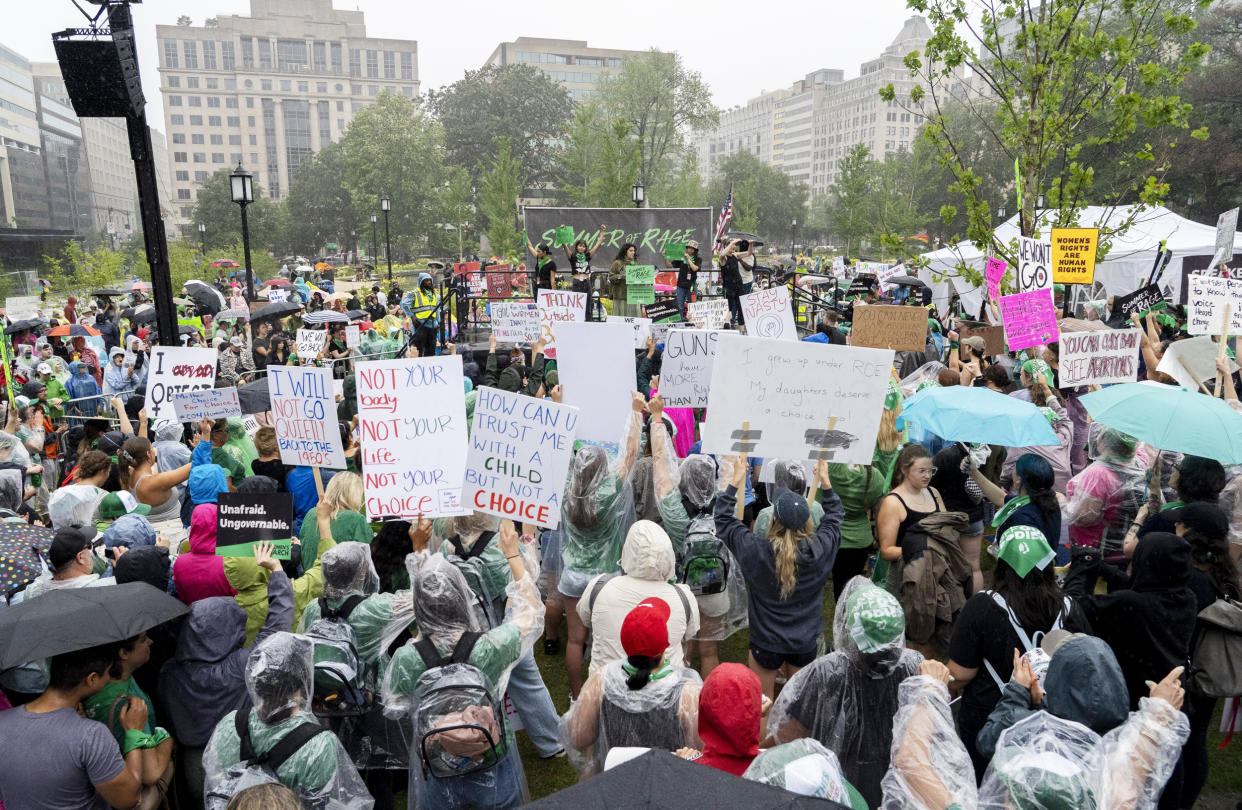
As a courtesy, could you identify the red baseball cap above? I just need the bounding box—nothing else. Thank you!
[620,597,671,659]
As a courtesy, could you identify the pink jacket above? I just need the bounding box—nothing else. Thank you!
[173,504,237,604]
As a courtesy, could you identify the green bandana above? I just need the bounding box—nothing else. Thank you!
[1038,406,1063,425]
[991,494,1031,527]
[1022,358,1055,387]
[997,525,1055,577]
[884,379,902,411]
[844,586,904,652]
[621,661,673,681]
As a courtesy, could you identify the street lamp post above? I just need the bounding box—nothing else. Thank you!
[791,218,797,258]
[370,214,378,269]
[197,222,205,255]
[229,163,255,302]
[632,182,644,209]
[380,195,392,283]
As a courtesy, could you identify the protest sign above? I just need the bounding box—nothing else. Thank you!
[296,328,327,359]
[554,322,637,444]
[171,387,241,423]
[650,319,691,344]
[875,264,905,294]
[626,265,657,286]
[463,386,579,528]
[267,288,289,303]
[242,414,261,437]
[1114,284,1166,319]
[1058,328,1141,387]
[215,492,294,559]
[985,257,1007,301]
[1215,207,1239,266]
[848,305,928,351]
[467,271,488,297]
[345,325,360,348]
[740,286,796,340]
[1186,274,1242,335]
[268,365,345,469]
[846,274,877,298]
[664,242,686,261]
[553,226,575,248]
[687,298,730,330]
[536,289,586,359]
[700,334,893,465]
[491,302,541,342]
[488,266,513,299]
[4,296,39,320]
[1158,336,1240,390]
[1051,228,1098,284]
[333,378,344,402]
[832,256,846,278]
[606,315,652,348]
[1017,237,1053,293]
[957,324,1006,359]
[999,289,1060,350]
[659,329,719,407]
[627,285,656,306]
[145,347,216,425]
[524,206,713,268]
[644,300,680,323]
[356,355,468,519]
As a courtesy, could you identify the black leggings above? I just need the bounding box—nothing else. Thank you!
[1177,693,1215,808]
[832,546,873,600]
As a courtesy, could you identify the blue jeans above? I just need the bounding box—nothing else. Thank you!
[506,650,562,756]
[675,286,692,317]
[419,743,523,809]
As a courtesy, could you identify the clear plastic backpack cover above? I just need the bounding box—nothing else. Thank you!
[879,674,976,810]
[978,712,1102,810]
[413,657,506,779]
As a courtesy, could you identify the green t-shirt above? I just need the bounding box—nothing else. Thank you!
[82,676,154,749]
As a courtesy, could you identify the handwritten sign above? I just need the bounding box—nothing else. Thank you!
[5,296,39,320]
[145,347,216,426]
[606,315,652,348]
[985,257,1007,301]
[659,329,719,407]
[267,288,289,303]
[463,387,579,528]
[215,492,294,560]
[345,325,360,348]
[700,334,894,465]
[1187,274,1242,335]
[1058,328,1141,386]
[999,289,1060,350]
[536,289,587,359]
[356,356,468,519]
[1051,228,1098,284]
[296,328,327,359]
[554,322,637,444]
[625,265,657,286]
[171,387,241,423]
[267,365,345,469]
[1115,284,1165,319]
[1158,336,1240,390]
[1017,237,1053,293]
[687,298,730,330]
[1215,207,1239,266]
[740,286,796,340]
[491,302,540,343]
[849,305,928,351]
[875,264,904,295]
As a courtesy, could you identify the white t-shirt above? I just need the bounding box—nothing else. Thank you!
[737,255,755,285]
[578,574,700,674]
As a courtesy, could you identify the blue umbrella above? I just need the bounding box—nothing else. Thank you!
[899,385,1060,447]
[1079,381,1242,464]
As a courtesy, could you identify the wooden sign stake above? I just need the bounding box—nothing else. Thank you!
[736,420,749,520]
[807,417,838,505]
[1214,303,1232,397]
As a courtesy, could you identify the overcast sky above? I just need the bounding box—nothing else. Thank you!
[13,0,920,127]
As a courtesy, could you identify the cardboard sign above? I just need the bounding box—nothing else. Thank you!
[700,333,894,465]
[1051,228,1098,284]
[463,387,580,528]
[687,298,730,330]
[606,315,652,348]
[345,325,360,348]
[267,288,289,303]
[1187,274,1242,335]
[491,302,541,343]
[536,290,587,359]
[644,300,680,323]
[1215,207,1239,266]
[848,305,928,352]
[5,296,40,320]
[626,285,655,306]
[625,265,657,286]
[1017,237,1053,293]
[356,356,469,519]
[171,387,241,423]
[242,415,261,437]
[740,286,797,340]
[553,322,637,444]
[145,347,216,425]
[296,328,327,359]
[1058,328,1141,386]
[985,257,1007,301]
[1115,284,1166,319]
[267,365,345,469]
[659,329,719,407]
[215,492,295,560]
[999,289,1060,350]
[958,324,1006,359]
[1158,336,1240,390]
[832,256,846,278]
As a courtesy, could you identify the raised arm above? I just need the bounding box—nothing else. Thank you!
[647,395,677,500]
[110,397,133,436]
[590,224,606,255]
[614,392,645,481]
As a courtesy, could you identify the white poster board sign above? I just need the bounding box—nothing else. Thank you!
[463,386,579,528]
[554,321,637,444]
[296,328,328,359]
[242,414,262,437]
[355,356,468,519]
[536,290,587,359]
[659,329,720,408]
[345,325,360,348]
[875,264,904,295]
[740,286,797,340]
[1214,207,1239,267]
[1017,236,1053,293]
[1057,328,1142,387]
[267,365,345,469]
[268,288,289,303]
[1157,336,1240,390]
[700,334,894,465]
[687,298,730,330]
[1186,274,1242,335]
[5,296,40,320]
[606,315,652,348]
[145,347,217,426]
[491,302,541,343]
[171,387,242,423]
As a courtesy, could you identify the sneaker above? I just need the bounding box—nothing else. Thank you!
[543,637,561,656]
[540,747,566,759]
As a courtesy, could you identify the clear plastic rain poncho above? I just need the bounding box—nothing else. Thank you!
[979,713,1099,809]
[560,656,702,778]
[439,511,511,628]
[897,362,948,450]
[744,738,868,809]
[769,577,922,808]
[878,675,977,810]
[1063,426,1149,558]
[203,632,374,810]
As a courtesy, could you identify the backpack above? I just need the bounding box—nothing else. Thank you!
[1189,597,1242,698]
[203,710,331,808]
[585,573,694,630]
[980,590,1072,691]
[679,512,730,596]
[412,632,506,779]
[447,531,504,629]
[305,595,370,716]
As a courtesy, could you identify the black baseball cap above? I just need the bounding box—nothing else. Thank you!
[48,526,101,571]
[1165,502,1229,542]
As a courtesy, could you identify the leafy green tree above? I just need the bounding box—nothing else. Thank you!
[556,101,640,207]
[284,142,360,256]
[189,169,284,255]
[41,243,126,298]
[478,137,522,260]
[657,152,707,209]
[705,151,807,245]
[429,167,477,258]
[829,145,878,256]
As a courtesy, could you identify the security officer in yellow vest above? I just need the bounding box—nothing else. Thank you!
[401,272,440,357]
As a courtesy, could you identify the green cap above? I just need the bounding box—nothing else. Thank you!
[97,491,152,519]
[1022,358,1054,387]
[844,586,904,652]
[995,746,1094,810]
[997,525,1055,578]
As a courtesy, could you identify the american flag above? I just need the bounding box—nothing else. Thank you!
[713,183,734,251]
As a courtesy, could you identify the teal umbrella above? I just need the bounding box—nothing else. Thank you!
[899,385,1060,447]
[1079,381,1242,464]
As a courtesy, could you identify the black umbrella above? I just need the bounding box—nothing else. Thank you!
[177,324,200,337]
[886,274,927,288]
[183,280,226,315]
[347,309,367,321]
[0,582,189,668]
[4,318,42,335]
[121,304,157,324]
[92,288,123,297]
[528,750,845,809]
[237,376,271,415]
[724,231,766,247]
[303,310,348,325]
[251,301,303,323]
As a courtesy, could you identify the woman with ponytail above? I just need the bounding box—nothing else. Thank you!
[971,453,1066,562]
[562,599,703,778]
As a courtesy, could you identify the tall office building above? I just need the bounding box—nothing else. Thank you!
[0,44,46,230]
[483,38,644,101]
[693,88,791,181]
[157,0,419,237]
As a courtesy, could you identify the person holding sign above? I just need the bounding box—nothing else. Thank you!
[609,243,639,317]
[561,225,607,314]
[718,239,754,327]
[667,240,701,317]
[526,235,559,292]
[118,424,204,549]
